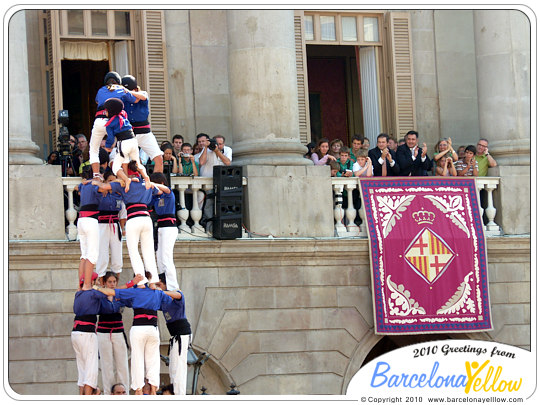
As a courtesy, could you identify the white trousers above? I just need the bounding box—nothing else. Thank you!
[169,334,190,395]
[77,217,100,264]
[89,117,107,165]
[98,332,130,395]
[125,216,159,284]
[71,331,99,389]
[157,227,179,291]
[136,132,163,160]
[112,138,141,175]
[96,223,123,277]
[129,325,160,391]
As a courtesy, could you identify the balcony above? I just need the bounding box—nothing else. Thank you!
[62,176,502,241]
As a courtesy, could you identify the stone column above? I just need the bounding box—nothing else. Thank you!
[9,10,66,240]
[8,10,42,165]
[227,10,309,166]
[473,10,530,235]
[226,10,333,237]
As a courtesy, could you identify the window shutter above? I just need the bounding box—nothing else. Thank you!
[43,11,62,147]
[386,12,416,140]
[294,11,311,145]
[140,10,170,144]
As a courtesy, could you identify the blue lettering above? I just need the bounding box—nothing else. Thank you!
[455,375,468,387]
[418,373,427,387]
[370,362,390,387]
[388,374,399,387]
[408,373,419,388]
[428,361,440,387]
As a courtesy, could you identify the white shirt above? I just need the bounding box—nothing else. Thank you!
[219,145,233,163]
[195,147,223,177]
[410,146,427,162]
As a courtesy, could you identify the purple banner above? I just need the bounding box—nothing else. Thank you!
[359,177,492,334]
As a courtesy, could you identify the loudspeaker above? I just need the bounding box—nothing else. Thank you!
[213,166,243,199]
[213,166,243,240]
[215,197,242,217]
[213,215,242,240]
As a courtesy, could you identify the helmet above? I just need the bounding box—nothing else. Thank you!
[103,98,124,116]
[121,75,138,91]
[104,71,122,85]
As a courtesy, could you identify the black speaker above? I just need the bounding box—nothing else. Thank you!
[213,166,243,199]
[213,166,243,240]
[213,215,242,240]
[215,197,242,217]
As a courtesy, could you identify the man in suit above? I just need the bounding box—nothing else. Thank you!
[396,130,432,176]
[368,133,400,176]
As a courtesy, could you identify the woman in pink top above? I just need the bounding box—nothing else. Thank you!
[311,138,337,165]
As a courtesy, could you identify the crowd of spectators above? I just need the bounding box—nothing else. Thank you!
[305,132,497,178]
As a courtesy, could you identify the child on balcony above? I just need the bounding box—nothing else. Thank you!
[336,147,355,177]
[353,149,373,177]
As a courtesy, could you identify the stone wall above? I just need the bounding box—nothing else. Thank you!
[8,237,530,395]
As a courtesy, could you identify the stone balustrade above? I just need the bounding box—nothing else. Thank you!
[331,177,502,238]
[62,175,248,241]
[62,176,501,241]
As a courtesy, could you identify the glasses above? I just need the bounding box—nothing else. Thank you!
[477,143,488,148]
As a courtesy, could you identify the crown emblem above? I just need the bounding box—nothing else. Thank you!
[412,210,435,224]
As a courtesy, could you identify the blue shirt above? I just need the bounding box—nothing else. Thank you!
[150,189,176,216]
[79,182,103,207]
[98,191,123,212]
[98,296,124,314]
[95,85,137,110]
[110,180,157,206]
[115,287,171,310]
[105,112,133,148]
[73,290,106,316]
[124,91,149,123]
[160,292,187,323]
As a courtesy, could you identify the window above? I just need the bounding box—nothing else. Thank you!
[341,16,357,41]
[59,10,133,39]
[363,17,379,42]
[303,12,382,45]
[320,16,336,41]
[304,15,314,40]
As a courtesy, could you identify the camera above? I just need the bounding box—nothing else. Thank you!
[208,138,218,151]
[57,110,71,156]
[56,110,76,176]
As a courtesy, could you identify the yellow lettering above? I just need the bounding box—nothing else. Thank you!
[464,361,523,394]
[465,360,490,394]
[509,379,522,392]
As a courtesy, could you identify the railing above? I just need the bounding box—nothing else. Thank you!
[62,176,502,241]
[62,176,247,241]
[331,177,502,238]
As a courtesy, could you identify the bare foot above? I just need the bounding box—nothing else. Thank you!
[124,178,131,193]
[144,177,152,189]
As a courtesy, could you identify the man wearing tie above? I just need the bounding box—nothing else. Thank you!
[368,133,400,176]
[396,130,432,176]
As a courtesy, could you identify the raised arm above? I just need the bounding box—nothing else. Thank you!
[163,290,183,300]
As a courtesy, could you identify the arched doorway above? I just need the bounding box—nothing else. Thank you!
[342,331,492,394]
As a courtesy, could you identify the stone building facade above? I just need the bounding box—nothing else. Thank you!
[7,8,531,395]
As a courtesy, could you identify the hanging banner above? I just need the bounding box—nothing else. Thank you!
[359,177,492,334]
